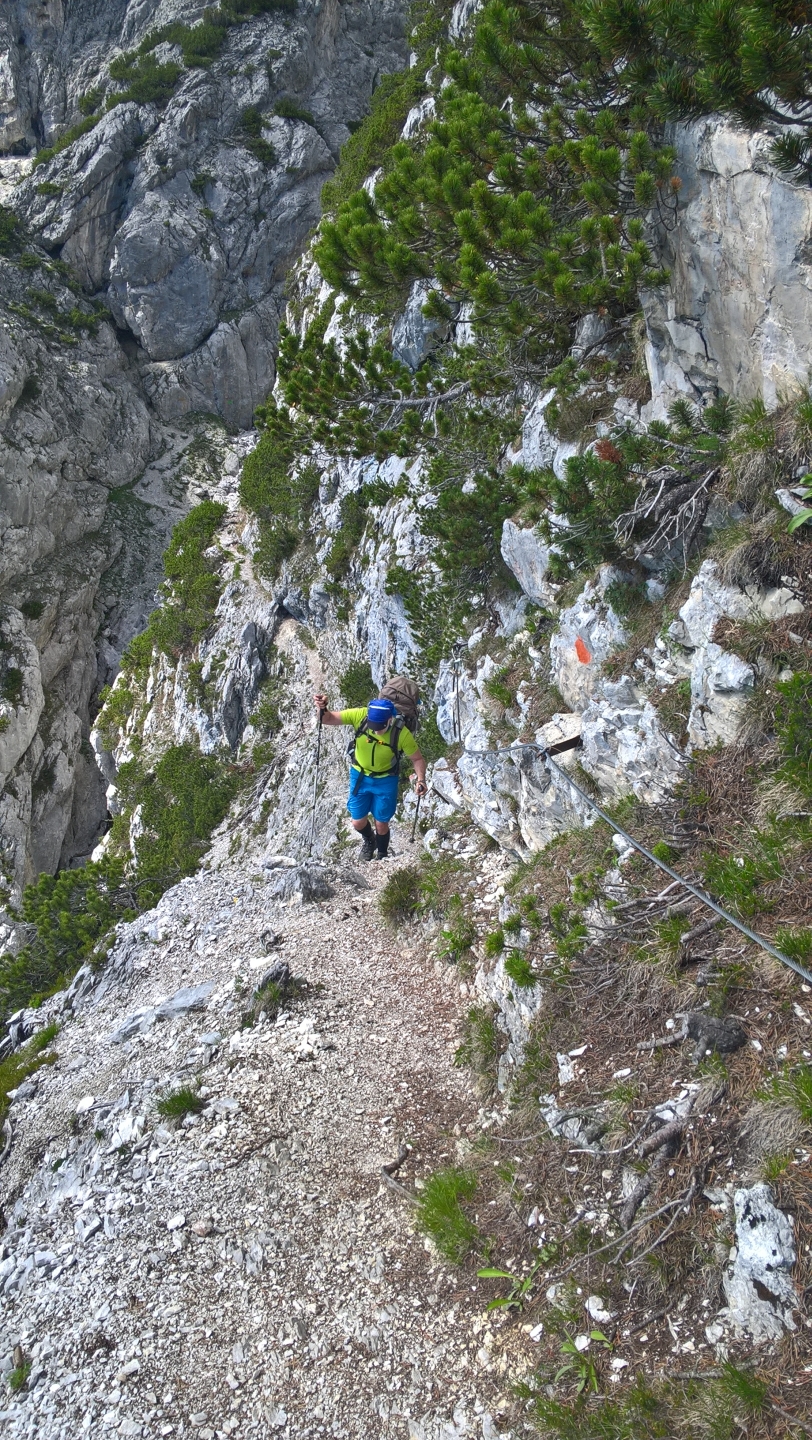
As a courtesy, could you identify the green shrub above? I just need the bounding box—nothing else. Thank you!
[191,170,215,197]
[455,1003,501,1087]
[120,630,153,681]
[0,666,24,705]
[108,52,182,106]
[0,1022,59,1124]
[78,87,104,115]
[339,660,375,707]
[0,205,20,255]
[416,1167,480,1264]
[117,742,242,903]
[774,926,812,965]
[35,181,63,197]
[484,928,504,957]
[775,670,812,801]
[437,898,477,967]
[761,1063,812,1125]
[32,116,99,169]
[504,949,537,988]
[325,493,368,579]
[379,864,422,923]
[0,858,134,1018]
[273,97,314,124]
[20,598,44,619]
[240,106,277,165]
[157,1086,205,1119]
[8,1360,32,1393]
[240,413,318,576]
[584,0,812,182]
[321,64,430,213]
[146,500,227,656]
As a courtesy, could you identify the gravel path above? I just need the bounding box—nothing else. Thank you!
[0,830,517,1439]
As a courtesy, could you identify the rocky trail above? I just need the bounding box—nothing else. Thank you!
[0,826,518,1440]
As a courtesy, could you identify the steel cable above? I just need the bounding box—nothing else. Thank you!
[458,739,812,986]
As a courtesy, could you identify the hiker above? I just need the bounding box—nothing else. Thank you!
[313,691,428,861]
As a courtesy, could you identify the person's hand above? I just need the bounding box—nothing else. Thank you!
[314,693,328,712]
[415,778,428,797]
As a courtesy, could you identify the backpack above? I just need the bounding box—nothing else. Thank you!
[380,675,421,732]
[347,675,421,776]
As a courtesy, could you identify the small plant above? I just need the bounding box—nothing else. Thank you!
[274,96,315,124]
[191,170,215,197]
[20,598,44,619]
[379,864,422,923]
[761,1062,812,1125]
[774,926,812,964]
[416,1167,480,1263]
[339,659,375,707]
[437,899,477,968]
[504,949,537,988]
[455,1004,501,1088]
[477,1249,556,1310]
[484,927,505,957]
[786,474,812,533]
[240,106,276,165]
[1,666,24,706]
[8,1360,31,1393]
[156,1086,205,1119]
[555,1330,612,1395]
[761,1151,793,1181]
[0,1025,59,1127]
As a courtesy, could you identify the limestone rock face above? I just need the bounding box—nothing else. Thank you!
[549,566,629,711]
[500,519,554,605]
[10,0,409,428]
[581,683,686,804]
[644,117,812,413]
[0,0,409,892]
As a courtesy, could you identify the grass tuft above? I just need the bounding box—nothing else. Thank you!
[416,1167,480,1264]
[156,1086,205,1119]
[379,864,422,924]
[761,1062,812,1125]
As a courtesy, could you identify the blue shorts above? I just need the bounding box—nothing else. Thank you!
[347,768,399,823]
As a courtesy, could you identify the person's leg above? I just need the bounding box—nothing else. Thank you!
[347,774,376,859]
[369,776,398,857]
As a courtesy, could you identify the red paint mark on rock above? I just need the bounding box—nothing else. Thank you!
[575,636,591,664]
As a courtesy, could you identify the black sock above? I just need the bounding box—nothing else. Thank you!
[376,831,390,856]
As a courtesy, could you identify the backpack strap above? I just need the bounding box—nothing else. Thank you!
[348,716,405,776]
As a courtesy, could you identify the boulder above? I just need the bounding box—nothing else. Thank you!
[688,642,755,749]
[581,689,686,804]
[710,1184,798,1345]
[500,519,553,604]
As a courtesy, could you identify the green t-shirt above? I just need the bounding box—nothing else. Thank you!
[340,707,418,775]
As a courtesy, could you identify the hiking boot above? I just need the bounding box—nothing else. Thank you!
[359,825,376,862]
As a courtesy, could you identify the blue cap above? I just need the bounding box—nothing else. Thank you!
[367,698,397,728]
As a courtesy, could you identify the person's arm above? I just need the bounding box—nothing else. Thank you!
[313,693,343,726]
[410,749,428,795]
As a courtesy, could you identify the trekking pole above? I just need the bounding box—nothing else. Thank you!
[307,708,324,857]
[410,790,422,844]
